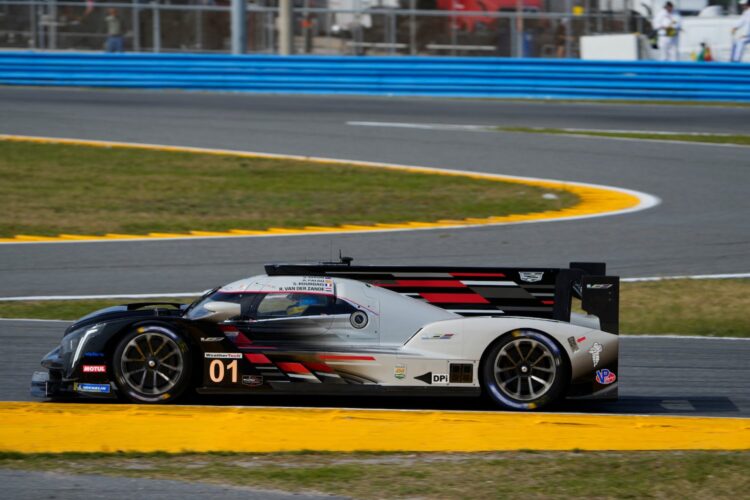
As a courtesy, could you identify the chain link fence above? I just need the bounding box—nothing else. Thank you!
[0,1,647,57]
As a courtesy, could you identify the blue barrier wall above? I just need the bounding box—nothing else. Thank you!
[2,52,750,101]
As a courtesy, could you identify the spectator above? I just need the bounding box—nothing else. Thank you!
[731,0,750,63]
[653,2,681,61]
[105,8,124,53]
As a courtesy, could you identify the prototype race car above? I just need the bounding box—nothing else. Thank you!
[31,260,620,410]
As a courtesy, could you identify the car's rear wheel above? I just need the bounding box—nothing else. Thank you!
[113,326,191,403]
[482,330,568,411]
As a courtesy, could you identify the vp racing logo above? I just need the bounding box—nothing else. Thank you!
[596,369,616,385]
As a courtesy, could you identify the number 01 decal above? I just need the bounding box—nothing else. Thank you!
[209,359,238,383]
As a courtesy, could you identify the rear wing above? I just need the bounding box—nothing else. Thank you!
[265,261,619,334]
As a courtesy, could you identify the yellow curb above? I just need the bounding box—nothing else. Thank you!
[0,403,747,453]
[0,134,655,244]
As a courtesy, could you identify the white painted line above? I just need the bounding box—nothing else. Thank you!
[346,122,748,148]
[347,121,491,131]
[621,335,750,341]
[622,273,750,282]
[0,318,72,323]
[0,293,199,302]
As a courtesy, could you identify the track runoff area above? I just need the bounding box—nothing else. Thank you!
[0,135,746,455]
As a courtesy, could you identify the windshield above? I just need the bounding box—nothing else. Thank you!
[184,292,254,321]
[184,291,337,323]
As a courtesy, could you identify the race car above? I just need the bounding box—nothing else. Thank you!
[31,260,619,410]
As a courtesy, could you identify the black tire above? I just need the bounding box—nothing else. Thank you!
[112,325,192,404]
[482,329,569,411]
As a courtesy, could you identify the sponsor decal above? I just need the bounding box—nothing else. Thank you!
[279,276,335,293]
[567,336,579,352]
[595,369,617,385]
[421,333,454,340]
[82,365,106,373]
[587,283,613,289]
[576,336,587,343]
[588,342,603,367]
[242,374,264,387]
[394,364,406,380]
[519,271,544,283]
[74,382,111,394]
[84,352,105,358]
[204,352,243,359]
[415,372,449,385]
[200,337,224,342]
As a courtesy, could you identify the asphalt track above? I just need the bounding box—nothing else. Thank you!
[0,87,749,419]
[1,88,749,296]
[3,319,749,417]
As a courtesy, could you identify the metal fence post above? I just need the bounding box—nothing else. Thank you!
[132,0,141,52]
[409,0,416,55]
[48,0,57,50]
[151,2,160,53]
[231,0,246,54]
[279,0,293,55]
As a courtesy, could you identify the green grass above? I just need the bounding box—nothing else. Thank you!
[618,279,750,337]
[0,141,576,237]
[0,298,195,320]
[2,279,747,337]
[0,451,747,498]
[498,127,750,146]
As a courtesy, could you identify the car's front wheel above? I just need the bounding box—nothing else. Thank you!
[482,329,568,411]
[113,325,191,403]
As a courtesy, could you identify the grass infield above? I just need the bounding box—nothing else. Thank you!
[0,451,747,498]
[499,127,750,147]
[1,279,747,337]
[0,141,576,237]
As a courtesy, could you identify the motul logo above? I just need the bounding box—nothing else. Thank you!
[82,365,106,373]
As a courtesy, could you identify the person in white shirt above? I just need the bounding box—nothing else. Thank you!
[653,2,682,61]
[731,0,750,62]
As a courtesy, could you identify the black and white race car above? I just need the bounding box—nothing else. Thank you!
[32,261,619,410]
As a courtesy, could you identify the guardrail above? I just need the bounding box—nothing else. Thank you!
[1,52,749,101]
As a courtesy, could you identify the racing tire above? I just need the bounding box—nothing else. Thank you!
[482,329,569,411]
[113,325,192,404]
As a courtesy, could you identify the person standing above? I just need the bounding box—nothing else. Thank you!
[731,0,750,62]
[105,8,124,53]
[653,2,681,61]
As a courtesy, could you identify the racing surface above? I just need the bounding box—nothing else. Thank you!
[1,89,749,296]
[3,319,749,417]
[1,88,749,418]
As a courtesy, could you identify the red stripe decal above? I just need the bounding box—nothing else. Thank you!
[276,362,311,374]
[306,362,334,373]
[234,332,253,347]
[244,353,271,364]
[319,354,376,361]
[389,280,466,288]
[577,336,587,343]
[541,300,555,305]
[420,293,490,304]
[450,272,506,277]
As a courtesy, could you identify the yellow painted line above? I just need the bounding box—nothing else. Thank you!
[0,403,746,453]
[0,134,659,245]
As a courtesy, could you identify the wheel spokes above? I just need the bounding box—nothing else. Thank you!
[494,335,557,402]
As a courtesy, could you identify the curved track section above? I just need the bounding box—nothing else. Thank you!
[0,88,749,419]
[0,88,748,297]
